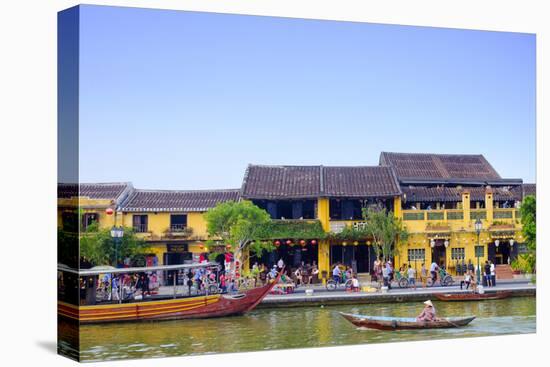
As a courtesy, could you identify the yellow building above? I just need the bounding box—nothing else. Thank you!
[58,152,535,281]
[240,153,535,280]
[117,188,240,266]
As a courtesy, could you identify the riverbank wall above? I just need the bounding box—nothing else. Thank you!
[258,284,536,309]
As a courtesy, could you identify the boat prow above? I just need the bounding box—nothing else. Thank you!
[340,312,476,330]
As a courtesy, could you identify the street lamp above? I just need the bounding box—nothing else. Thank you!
[475,218,482,283]
[110,226,124,267]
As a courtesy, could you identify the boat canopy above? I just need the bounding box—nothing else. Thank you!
[58,262,220,276]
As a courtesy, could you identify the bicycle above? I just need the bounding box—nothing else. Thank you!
[426,268,454,287]
[326,276,353,291]
[394,271,410,288]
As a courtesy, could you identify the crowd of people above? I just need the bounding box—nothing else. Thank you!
[91,255,500,303]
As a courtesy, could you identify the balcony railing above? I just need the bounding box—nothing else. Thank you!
[446,210,463,220]
[426,210,444,221]
[494,208,514,219]
[402,211,425,221]
[470,210,487,220]
[329,220,368,233]
[170,224,188,232]
[133,224,148,233]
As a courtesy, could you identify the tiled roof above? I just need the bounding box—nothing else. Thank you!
[241,165,321,199]
[120,189,241,212]
[511,183,536,199]
[380,152,501,182]
[58,182,131,201]
[323,166,401,197]
[241,165,401,199]
[402,186,521,203]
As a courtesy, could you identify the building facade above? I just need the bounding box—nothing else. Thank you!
[58,152,535,280]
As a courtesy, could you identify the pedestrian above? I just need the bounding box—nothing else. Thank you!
[421,263,428,288]
[430,261,439,284]
[484,261,492,287]
[407,265,417,290]
[219,271,227,293]
[332,263,342,284]
[277,258,285,271]
[351,275,360,292]
[460,270,472,290]
[382,263,391,290]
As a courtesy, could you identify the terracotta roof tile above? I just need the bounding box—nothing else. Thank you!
[380,152,501,182]
[121,189,240,212]
[58,182,131,201]
[323,166,401,197]
[241,165,401,199]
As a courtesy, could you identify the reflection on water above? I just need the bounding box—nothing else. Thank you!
[72,297,535,362]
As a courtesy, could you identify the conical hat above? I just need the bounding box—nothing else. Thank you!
[424,300,434,307]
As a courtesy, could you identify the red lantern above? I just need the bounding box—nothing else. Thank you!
[300,240,306,247]
[274,240,281,247]
[105,208,114,215]
[199,243,204,250]
[286,240,293,246]
[311,240,317,245]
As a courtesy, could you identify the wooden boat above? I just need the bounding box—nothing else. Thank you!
[434,291,512,302]
[58,263,282,324]
[340,312,475,330]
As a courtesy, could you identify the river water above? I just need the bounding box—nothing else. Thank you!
[75,297,535,362]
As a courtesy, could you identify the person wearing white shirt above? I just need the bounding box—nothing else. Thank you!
[332,264,342,283]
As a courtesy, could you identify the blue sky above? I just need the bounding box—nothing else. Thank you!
[76,5,536,189]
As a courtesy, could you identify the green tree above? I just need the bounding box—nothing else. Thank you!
[519,195,536,273]
[362,207,408,262]
[79,223,149,267]
[204,200,272,274]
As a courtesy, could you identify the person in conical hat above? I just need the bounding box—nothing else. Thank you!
[417,300,436,322]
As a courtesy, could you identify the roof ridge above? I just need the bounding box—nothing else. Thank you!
[133,188,241,193]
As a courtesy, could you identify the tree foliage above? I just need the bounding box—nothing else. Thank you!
[519,195,536,273]
[79,223,149,267]
[204,200,272,272]
[362,207,408,261]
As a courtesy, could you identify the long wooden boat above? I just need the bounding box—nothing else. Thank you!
[340,312,476,330]
[58,264,282,324]
[434,291,512,302]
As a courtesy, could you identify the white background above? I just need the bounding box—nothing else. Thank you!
[0,1,547,366]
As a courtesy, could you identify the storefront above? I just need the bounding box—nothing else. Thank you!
[256,241,319,269]
[329,242,376,274]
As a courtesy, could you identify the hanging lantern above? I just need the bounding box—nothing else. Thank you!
[204,247,209,252]
[430,239,435,248]
[300,239,306,247]
[366,241,371,246]
[495,239,500,247]
[310,240,317,245]
[510,239,515,247]
[105,208,114,215]
[342,241,348,247]
[274,240,281,247]
[353,241,359,246]
[286,240,293,246]
[444,240,449,248]
[199,243,204,250]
